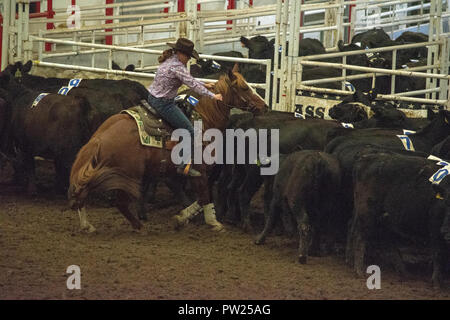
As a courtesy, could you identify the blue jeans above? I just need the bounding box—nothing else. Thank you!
[148,93,194,164]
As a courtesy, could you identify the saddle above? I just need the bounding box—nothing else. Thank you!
[121,96,195,150]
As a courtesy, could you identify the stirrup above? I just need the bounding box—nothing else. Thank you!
[177,162,201,177]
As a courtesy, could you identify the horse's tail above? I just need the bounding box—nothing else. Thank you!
[69,138,140,205]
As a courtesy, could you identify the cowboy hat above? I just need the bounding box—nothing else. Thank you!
[167,38,200,60]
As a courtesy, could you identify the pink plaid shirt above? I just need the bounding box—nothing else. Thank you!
[148,55,215,100]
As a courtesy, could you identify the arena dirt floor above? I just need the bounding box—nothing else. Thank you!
[0,160,449,300]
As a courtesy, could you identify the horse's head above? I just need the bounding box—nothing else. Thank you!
[215,67,268,115]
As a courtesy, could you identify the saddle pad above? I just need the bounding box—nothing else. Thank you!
[122,108,166,148]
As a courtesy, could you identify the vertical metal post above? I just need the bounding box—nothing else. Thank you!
[1,0,11,70]
[439,36,449,103]
[341,55,346,91]
[290,0,301,111]
[391,49,396,94]
[279,0,290,111]
[91,30,96,68]
[264,58,271,106]
[17,1,23,62]
[426,0,441,100]
[272,0,283,110]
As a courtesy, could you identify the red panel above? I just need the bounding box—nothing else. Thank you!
[227,0,235,30]
[105,0,114,45]
[45,0,54,51]
[178,0,185,12]
[348,2,355,41]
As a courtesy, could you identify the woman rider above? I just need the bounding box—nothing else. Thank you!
[148,38,224,232]
[148,38,223,177]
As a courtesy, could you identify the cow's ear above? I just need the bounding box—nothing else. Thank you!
[125,64,135,72]
[427,107,436,121]
[232,63,239,73]
[269,38,275,47]
[337,40,344,52]
[240,36,249,48]
[368,88,378,101]
[432,184,445,198]
[22,60,32,73]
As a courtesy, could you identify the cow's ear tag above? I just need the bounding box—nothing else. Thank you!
[445,117,449,124]
[436,193,444,200]
[15,70,22,78]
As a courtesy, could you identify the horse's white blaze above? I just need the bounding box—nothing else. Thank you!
[78,207,96,233]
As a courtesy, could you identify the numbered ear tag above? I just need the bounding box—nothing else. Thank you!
[396,135,415,151]
[341,122,354,128]
[187,96,199,106]
[31,93,50,108]
[436,193,444,200]
[402,129,416,135]
[175,94,187,102]
[429,166,450,185]
[294,112,305,119]
[68,78,82,88]
[344,82,355,92]
[427,155,450,167]
[15,70,22,78]
[58,87,70,95]
[211,61,221,70]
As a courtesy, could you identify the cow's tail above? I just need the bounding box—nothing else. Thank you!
[69,139,140,204]
[312,155,334,207]
[76,96,92,143]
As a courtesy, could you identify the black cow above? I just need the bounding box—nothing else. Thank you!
[349,151,450,288]
[329,100,431,131]
[395,31,428,60]
[255,151,341,264]
[111,60,136,72]
[225,116,343,232]
[351,28,391,49]
[431,136,450,160]
[10,61,148,108]
[326,110,450,155]
[6,61,147,133]
[0,71,90,193]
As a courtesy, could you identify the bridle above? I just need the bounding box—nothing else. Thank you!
[216,79,260,113]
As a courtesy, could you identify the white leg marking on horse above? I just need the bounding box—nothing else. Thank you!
[78,207,96,233]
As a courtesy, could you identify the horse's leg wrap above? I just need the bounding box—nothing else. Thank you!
[78,207,96,233]
[172,201,202,229]
[203,203,225,232]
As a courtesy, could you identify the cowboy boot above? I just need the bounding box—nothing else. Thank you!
[172,201,202,230]
[203,203,225,232]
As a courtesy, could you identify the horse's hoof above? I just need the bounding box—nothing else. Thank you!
[298,255,307,264]
[171,215,187,231]
[81,224,96,233]
[254,236,265,245]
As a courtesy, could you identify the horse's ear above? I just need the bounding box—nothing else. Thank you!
[240,36,249,48]
[228,68,236,81]
[232,63,239,73]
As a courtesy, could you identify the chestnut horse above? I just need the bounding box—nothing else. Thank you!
[68,69,267,233]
